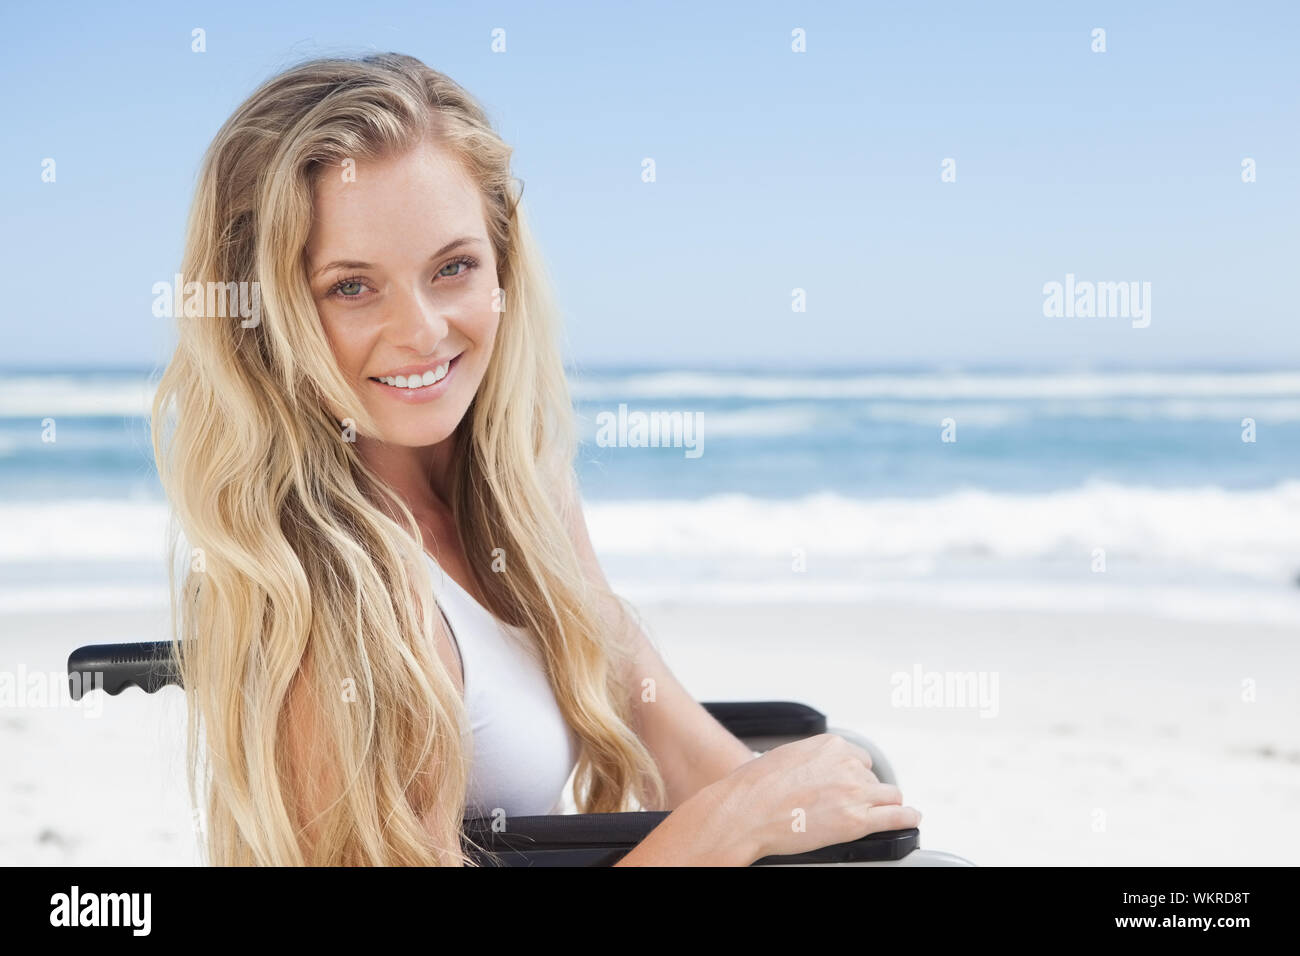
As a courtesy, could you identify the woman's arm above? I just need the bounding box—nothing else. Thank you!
[611,776,757,866]
[557,477,756,811]
[617,605,757,809]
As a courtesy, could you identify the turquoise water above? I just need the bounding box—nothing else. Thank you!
[2,365,1298,620]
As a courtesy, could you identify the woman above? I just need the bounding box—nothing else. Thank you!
[151,51,920,866]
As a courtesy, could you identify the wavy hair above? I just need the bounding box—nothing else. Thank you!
[151,52,665,866]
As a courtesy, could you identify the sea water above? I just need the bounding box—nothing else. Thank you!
[1,364,1297,623]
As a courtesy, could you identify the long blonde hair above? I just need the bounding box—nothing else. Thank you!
[151,52,665,866]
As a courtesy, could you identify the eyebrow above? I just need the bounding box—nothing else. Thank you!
[310,236,483,280]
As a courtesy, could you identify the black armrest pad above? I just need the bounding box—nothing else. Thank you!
[463,811,670,854]
[699,701,827,738]
[462,811,916,866]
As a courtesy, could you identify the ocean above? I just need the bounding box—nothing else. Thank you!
[2,366,1298,623]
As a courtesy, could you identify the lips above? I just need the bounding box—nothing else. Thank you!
[370,355,458,389]
[367,354,462,400]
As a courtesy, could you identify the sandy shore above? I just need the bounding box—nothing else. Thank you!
[637,601,1300,866]
[3,601,1297,866]
[1,607,197,866]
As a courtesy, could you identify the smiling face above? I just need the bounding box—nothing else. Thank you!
[306,137,501,450]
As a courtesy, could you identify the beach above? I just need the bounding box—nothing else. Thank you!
[4,598,1297,866]
[3,364,1297,865]
[638,600,1300,866]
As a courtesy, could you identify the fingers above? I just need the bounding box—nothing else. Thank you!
[847,743,874,771]
[863,803,922,833]
[864,782,902,806]
[806,733,874,770]
[787,734,875,773]
[832,736,874,771]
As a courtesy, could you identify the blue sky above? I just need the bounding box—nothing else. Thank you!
[2,0,1297,369]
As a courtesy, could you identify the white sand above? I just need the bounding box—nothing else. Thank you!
[637,601,1300,866]
[3,600,1297,866]
[1,608,198,866]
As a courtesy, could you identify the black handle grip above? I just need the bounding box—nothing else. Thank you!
[66,641,181,699]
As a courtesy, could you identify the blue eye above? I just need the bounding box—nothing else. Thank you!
[325,255,478,302]
[439,255,478,279]
[325,276,369,300]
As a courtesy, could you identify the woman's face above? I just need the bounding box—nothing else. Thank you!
[306,138,501,449]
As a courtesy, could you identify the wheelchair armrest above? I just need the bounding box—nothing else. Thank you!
[699,701,826,738]
[461,811,918,866]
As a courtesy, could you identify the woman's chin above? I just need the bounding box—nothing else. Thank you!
[366,413,463,449]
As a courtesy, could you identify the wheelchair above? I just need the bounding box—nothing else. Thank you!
[67,641,975,866]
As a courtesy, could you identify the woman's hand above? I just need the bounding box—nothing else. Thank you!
[697,733,921,863]
[617,733,921,866]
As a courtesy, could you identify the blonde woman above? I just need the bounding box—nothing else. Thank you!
[151,52,920,866]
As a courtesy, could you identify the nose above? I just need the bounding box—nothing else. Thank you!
[386,282,450,356]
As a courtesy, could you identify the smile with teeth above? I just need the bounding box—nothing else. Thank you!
[371,358,454,390]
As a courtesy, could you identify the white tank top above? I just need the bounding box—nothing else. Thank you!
[426,554,580,818]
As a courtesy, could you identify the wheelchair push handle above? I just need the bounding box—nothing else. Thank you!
[66,641,181,700]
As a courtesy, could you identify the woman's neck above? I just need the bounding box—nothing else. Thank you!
[357,434,455,521]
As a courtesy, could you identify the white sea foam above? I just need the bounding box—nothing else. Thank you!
[2,483,1296,617]
[4,369,1298,422]
[3,482,1294,575]
[581,480,1300,583]
[569,369,1300,402]
[0,376,156,418]
[0,498,171,561]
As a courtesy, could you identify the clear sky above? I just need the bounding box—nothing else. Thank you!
[2,0,1297,369]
